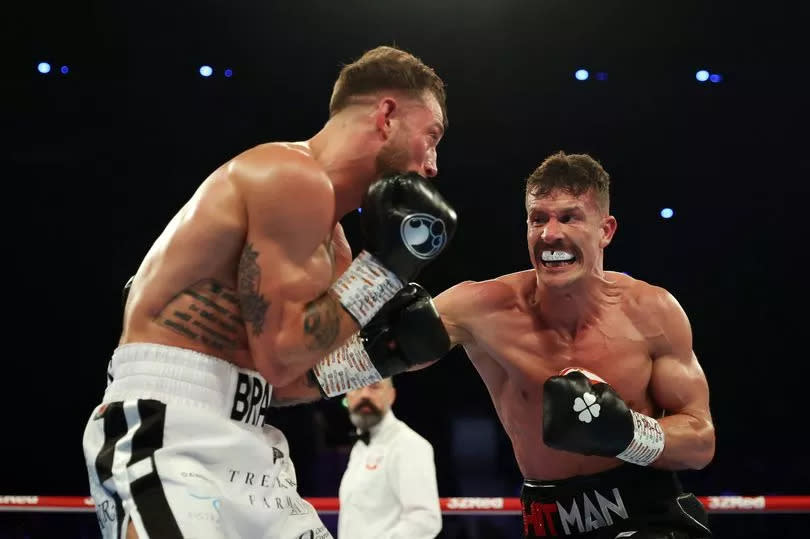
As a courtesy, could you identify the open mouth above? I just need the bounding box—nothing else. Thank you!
[540,250,577,268]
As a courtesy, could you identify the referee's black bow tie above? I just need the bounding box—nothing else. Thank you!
[350,430,371,445]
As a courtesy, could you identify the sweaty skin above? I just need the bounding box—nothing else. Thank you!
[433,188,714,480]
[122,143,354,385]
[121,89,446,398]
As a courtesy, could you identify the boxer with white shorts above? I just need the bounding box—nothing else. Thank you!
[83,45,456,538]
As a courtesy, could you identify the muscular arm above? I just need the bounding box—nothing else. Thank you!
[433,280,479,347]
[647,289,715,470]
[233,148,361,387]
[394,281,479,374]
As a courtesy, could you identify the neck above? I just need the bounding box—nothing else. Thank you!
[532,269,621,337]
[307,116,381,220]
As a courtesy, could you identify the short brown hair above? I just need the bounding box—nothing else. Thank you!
[525,151,610,213]
[329,46,447,127]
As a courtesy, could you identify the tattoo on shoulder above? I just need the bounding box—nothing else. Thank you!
[303,295,340,351]
[238,243,270,336]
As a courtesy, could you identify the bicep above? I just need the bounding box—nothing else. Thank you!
[648,290,711,420]
[235,158,336,352]
[650,351,711,419]
[239,161,335,301]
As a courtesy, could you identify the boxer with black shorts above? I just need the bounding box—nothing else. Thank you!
[431,151,715,538]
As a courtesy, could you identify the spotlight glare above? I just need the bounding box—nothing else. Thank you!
[199,65,213,77]
[660,208,674,219]
[709,73,722,83]
[60,65,69,74]
[224,68,233,78]
[574,69,589,81]
[37,62,51,74]
[695,70,709,82]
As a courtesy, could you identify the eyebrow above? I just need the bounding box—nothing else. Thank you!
[529,205,585,214]
[431,121,445,137]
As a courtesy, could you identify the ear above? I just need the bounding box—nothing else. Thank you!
[599,215,618,248]
[374,97,397,140]
[388,386,397,408]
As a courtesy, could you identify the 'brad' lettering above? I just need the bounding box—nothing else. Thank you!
[230,372,272,426]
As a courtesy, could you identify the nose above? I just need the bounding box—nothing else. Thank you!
[541,219,564,242]
[423,148,438,178]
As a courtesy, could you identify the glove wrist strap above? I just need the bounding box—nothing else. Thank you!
[310,333,383,398]
[616,409,666,466]
[330,251,403,327]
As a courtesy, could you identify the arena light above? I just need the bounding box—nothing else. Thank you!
[60,65,69,75]
[199,65,213,77]
[37,62,51,74]
[574,68,589,81]
[695,70,710,82]
[224,68,233,78]
[660,208,674,219]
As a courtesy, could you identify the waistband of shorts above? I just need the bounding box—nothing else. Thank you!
[522,464,683,504]
[103,343,274,425]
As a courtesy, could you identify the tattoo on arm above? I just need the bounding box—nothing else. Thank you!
[303,294,340,351]
[238,243,270,336]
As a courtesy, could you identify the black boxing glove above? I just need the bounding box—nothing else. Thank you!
[542,368,666,466]
[330,173,457,327]
[309,283,450,398]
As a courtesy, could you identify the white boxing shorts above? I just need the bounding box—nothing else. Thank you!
[82,342,332,539]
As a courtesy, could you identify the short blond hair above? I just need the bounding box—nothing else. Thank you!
[329,46,447,127]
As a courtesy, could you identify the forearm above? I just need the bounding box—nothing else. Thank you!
[270,292,361,386]
[651,412,715,470]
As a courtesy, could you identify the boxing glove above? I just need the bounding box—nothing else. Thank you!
[310,283,450,398]
[542,368,665,466]
[330,173,457,326]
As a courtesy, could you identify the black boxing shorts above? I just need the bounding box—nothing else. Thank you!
[520,465,711,538]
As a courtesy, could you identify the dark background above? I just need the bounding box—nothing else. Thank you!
[6,0,809,537]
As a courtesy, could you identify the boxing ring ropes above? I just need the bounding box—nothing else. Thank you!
[2,494,808,515]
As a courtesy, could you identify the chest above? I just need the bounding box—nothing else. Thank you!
[470,307,653,406]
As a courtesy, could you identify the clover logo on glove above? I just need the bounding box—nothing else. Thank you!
[400,213,447,260]
[573,392,601,423]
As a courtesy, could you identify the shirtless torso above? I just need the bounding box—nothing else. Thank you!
[436,269,707,480]
[121,142,353,382]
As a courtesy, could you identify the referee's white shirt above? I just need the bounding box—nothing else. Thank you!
[338,410,442,539]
